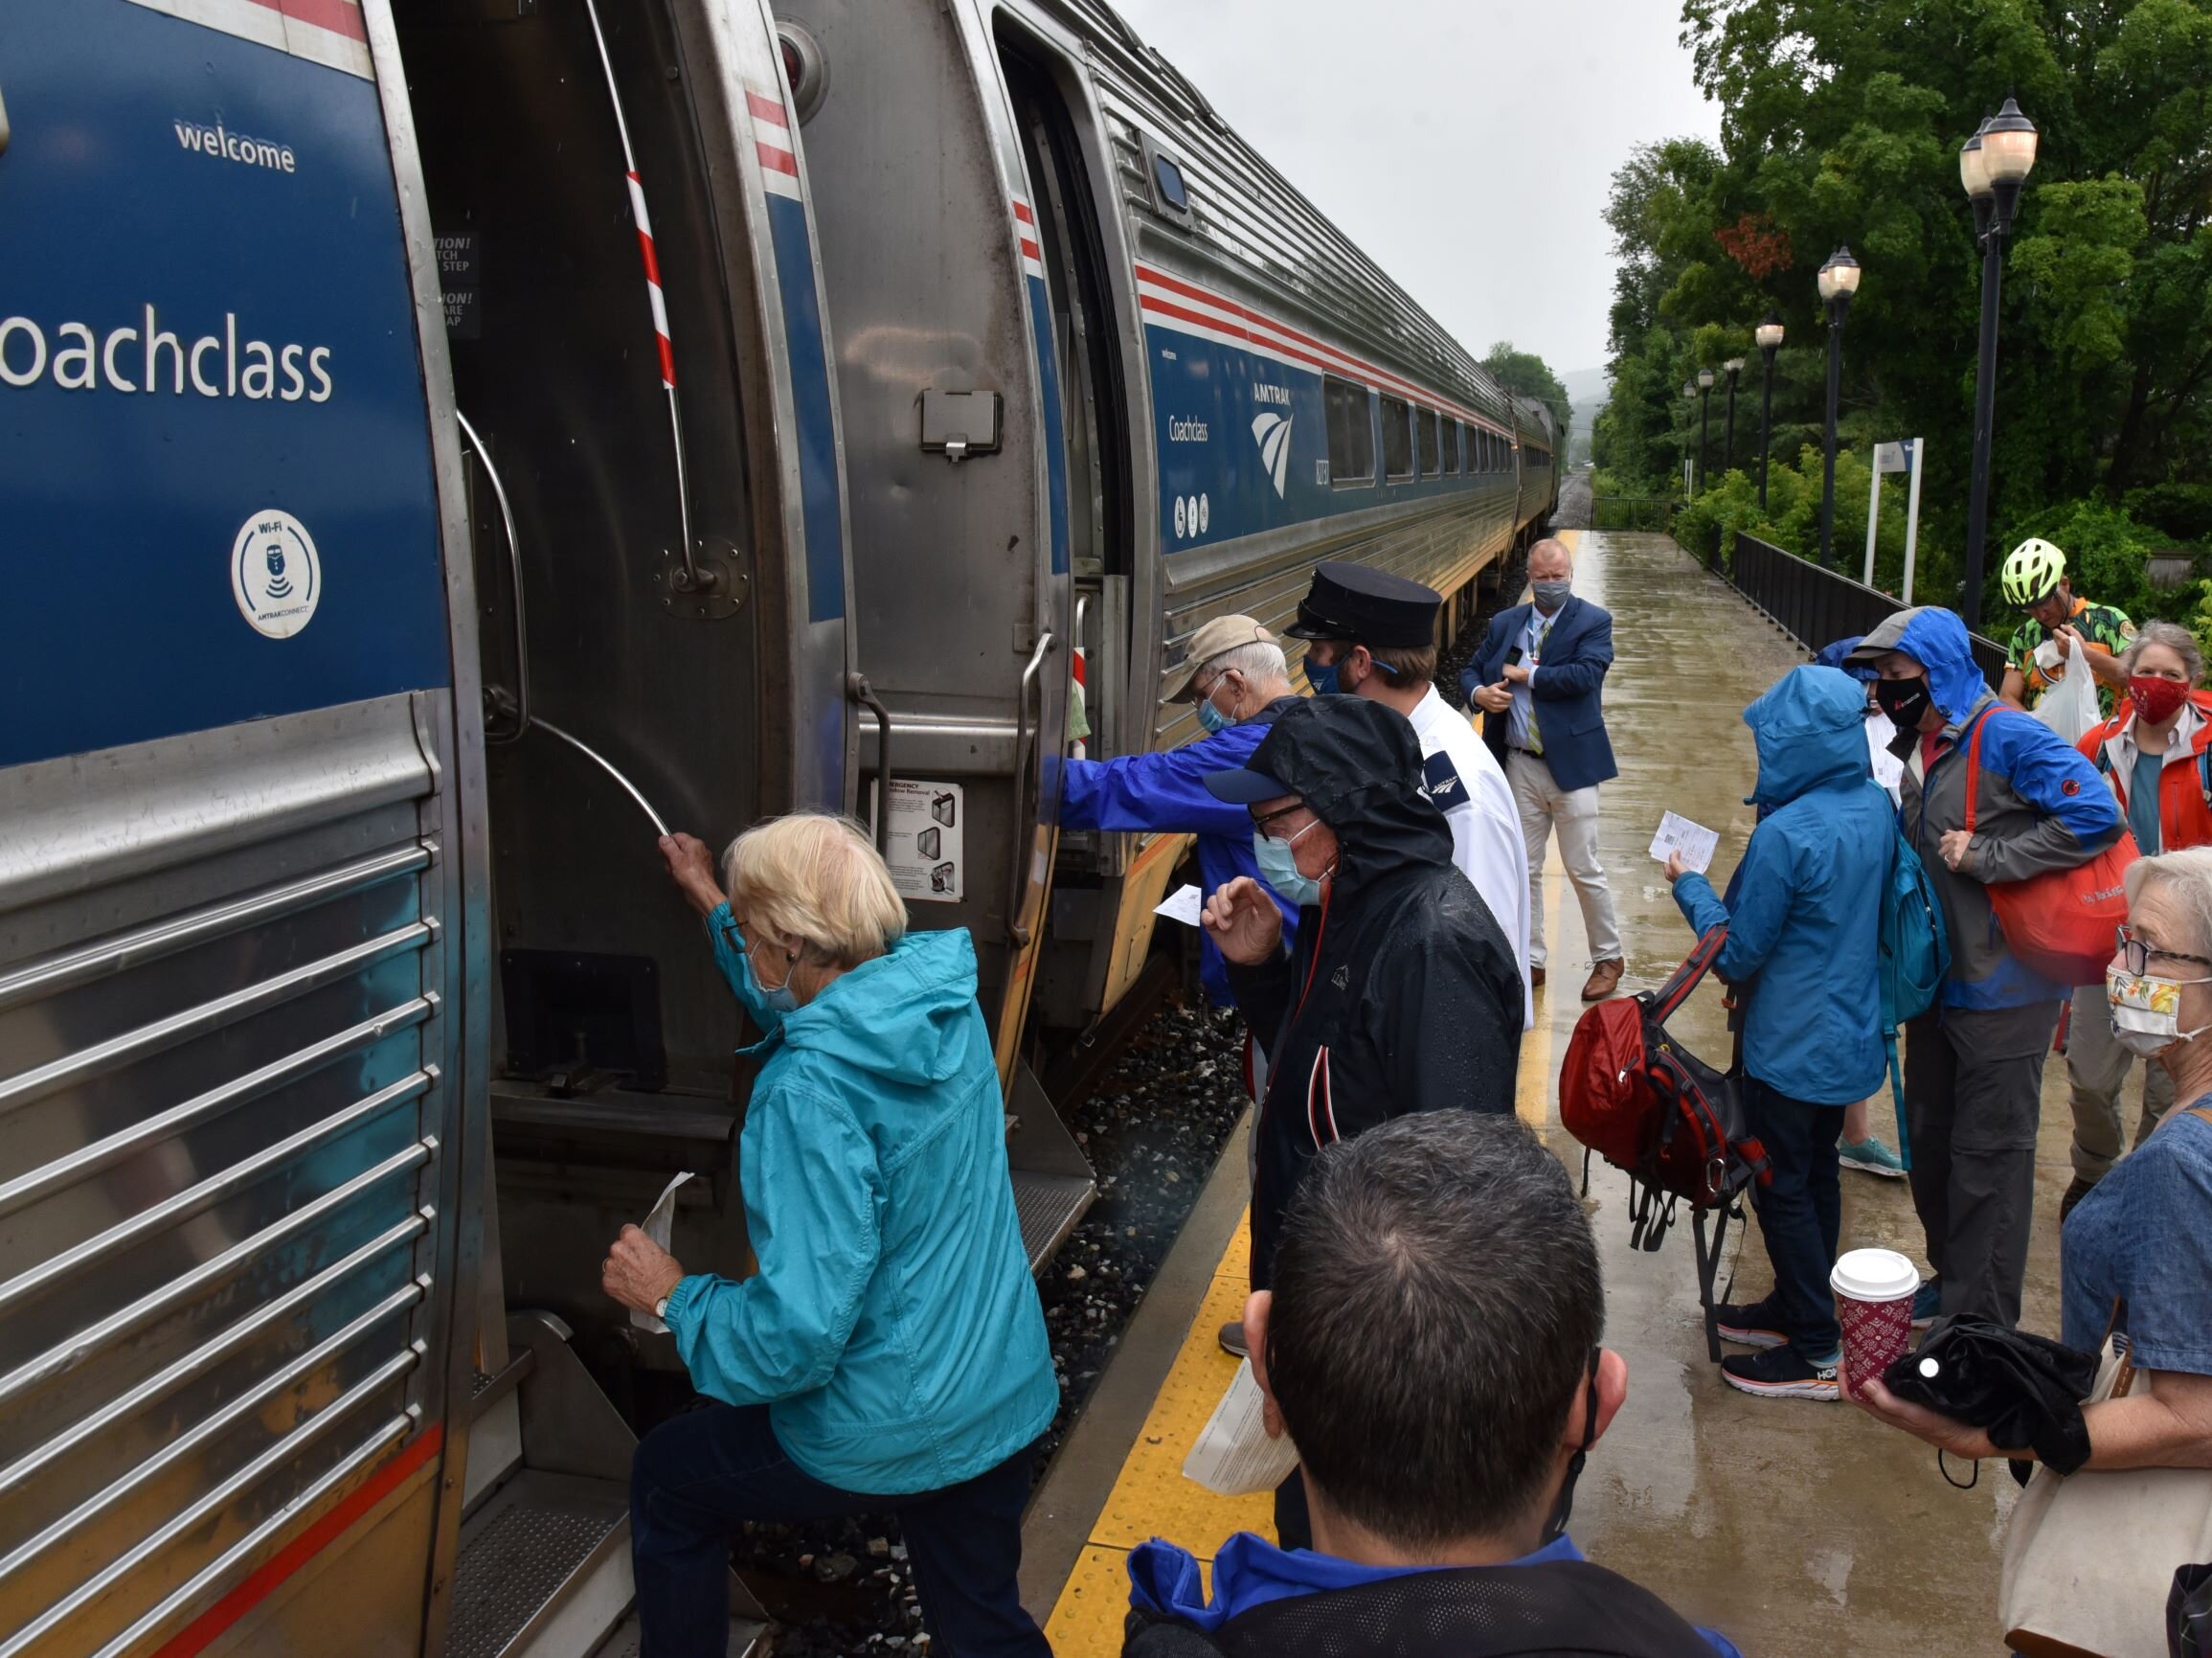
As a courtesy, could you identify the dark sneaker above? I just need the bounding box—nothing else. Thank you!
[1712,1300,1787,1349]
[1217,1319,1248,1358]
[2059,1174,2097,1223]
[1911,1277,1941,1330]
[1721,1346,1840,1400]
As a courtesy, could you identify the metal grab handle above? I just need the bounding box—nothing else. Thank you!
[1005,632,1055,946]
[458,411,530,741]
[846,673,892,854]
[527,716,670,838]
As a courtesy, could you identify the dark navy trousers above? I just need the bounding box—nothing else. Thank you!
[630,1402,1049,1658]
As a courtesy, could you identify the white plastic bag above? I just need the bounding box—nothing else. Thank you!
[2030,636,2102,747]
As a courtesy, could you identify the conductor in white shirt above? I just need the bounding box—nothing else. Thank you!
[1288,562,1533,1027]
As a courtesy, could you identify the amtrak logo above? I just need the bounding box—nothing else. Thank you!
[1252,411,1294,498]
[230,508,321,639]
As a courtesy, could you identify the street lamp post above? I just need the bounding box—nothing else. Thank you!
[1681,381,1695,496]
[1959,98,2040,634]
[1817,247,1862,569]
[1697,367,1714,493]
[1724,357,1745,474]
[1754,314,1784,510]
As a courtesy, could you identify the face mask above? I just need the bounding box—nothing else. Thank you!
[2129,675,2190,726]
[1197,695,1235,735]
[1532,579,1572,612]
[714,918,800,1028]
[1541,1351,1601,1545]
[1304,658,1342,697]
[2107,965,2212,1056]
[1253,820,1326,908]
[1873,675,1933,728]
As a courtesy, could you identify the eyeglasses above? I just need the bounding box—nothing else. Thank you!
[1249,800,1310,838]
[2114,924,2212,977]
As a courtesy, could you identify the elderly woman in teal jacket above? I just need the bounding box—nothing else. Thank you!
[1661,666,1895,1404]
[601,813,1056,1657]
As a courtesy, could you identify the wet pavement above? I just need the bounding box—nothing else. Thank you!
[1528,529,2064,1654]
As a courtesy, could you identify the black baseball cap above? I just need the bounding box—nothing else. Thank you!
[1284,561,1442,648]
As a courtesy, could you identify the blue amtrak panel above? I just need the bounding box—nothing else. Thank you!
[762,193,848,624]
[0,0,450,768]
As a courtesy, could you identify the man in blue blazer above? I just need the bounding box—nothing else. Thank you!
[1461,538,1624,1001]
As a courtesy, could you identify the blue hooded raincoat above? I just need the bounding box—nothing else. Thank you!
[1670,666,1893,1105]
[664,913,1057,1495]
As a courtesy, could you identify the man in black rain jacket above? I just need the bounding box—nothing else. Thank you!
[1203,694,1524,1290]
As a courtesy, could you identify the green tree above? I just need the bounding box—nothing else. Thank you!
[1597,0,2212,614]
[1479,342,1571,438]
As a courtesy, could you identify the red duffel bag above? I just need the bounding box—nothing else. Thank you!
[1963,709,2136,987]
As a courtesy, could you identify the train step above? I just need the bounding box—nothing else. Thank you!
[449,1468,633,1658]
[1012,1168,1095,1270]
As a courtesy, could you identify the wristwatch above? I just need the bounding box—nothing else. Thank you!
[653,1294,671,1322]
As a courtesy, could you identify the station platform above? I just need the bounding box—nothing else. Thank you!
[1024,528,2078,1656]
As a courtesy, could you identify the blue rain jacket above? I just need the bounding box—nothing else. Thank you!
[1890,607,2125,1009]
[665,919,1056,1495]
[1055,711,1300,1005]
[1128,1532,1741,1656]
[1671,666,1893,1105]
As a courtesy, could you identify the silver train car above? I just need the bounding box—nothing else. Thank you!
[0,0,1554,1653]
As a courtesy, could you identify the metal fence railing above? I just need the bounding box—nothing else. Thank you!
[1589,494,1677,534]
[1728,533,2008,689]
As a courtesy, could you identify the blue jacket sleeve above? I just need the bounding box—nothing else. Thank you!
[1971,713,2126,883]
[1531,609,1614,700]
[663,1080,879,1405]
[1458,615,1510,701]
[1672,828,1796,985]
[1056,732,1262,837]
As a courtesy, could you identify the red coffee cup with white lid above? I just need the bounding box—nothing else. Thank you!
[1831,1247,1920,1402]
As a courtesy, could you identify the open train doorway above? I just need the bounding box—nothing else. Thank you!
[391,0,853,1647]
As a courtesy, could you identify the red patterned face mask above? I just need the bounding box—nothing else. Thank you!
[2129,675,2191,725]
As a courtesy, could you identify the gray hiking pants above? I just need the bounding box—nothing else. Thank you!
[2065,981,2177,1183]
[1903,1002,2059,1329]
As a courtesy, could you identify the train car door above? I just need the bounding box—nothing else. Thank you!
[0,3,479,1652]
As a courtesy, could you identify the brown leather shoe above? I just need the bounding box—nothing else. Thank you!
[1530,965,1546,988]
[1580,959,1625,1001]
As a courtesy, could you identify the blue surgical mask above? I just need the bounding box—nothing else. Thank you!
[712,913,800,1029]
[1304,658,1342,697]
[1197,695,1234,735]
[1253,818,1330,908]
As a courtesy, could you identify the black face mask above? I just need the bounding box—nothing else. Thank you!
[1874,675,1934,729]
[1541,1351,1601,1546]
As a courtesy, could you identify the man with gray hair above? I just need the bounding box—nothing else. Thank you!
[1055,614,1304,1010]
[1122,1114,1740,1656]
[2063,618,2212,1214]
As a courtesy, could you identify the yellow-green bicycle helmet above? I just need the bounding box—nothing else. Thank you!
[2001,538,2067,608]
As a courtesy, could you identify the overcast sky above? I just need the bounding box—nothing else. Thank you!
[1104,0,1721,382]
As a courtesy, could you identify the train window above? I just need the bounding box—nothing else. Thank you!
[1444,421,1461,474]
[1142,134,1193,222]
[1324,375,1374,485]
[1416,407,1440,478]
[1380,396,1413,479]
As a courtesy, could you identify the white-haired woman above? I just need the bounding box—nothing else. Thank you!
[2062,622,2212,1216]
[1852,848,2212,1655]
[600,813,1055,1657]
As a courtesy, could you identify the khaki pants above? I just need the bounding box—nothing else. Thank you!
[2065,981,2177,1183]
[1506,750,1621,966]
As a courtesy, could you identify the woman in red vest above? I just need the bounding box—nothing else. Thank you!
[2064,620,2212,1216]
